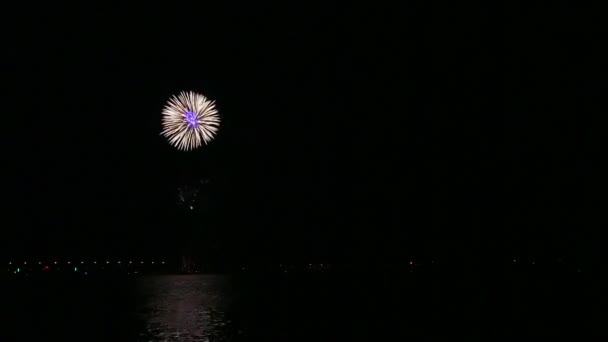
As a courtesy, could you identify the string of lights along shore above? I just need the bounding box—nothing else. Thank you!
[161,91,220,151]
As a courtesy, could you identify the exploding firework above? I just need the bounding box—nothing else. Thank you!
[161,91,220,151]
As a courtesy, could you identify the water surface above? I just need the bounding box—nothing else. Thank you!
[4,273,606,340]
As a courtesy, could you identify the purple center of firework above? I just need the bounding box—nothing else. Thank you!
[185,110,198,127]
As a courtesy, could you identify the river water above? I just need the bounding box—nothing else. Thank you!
[3,273,606,340]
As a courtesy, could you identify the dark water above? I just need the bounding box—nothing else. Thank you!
[4,273,607,340]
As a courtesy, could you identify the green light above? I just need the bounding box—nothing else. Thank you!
[16,268,20,273]
[74,267,78,272]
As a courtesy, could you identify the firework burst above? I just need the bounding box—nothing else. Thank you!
[161,91,220,151]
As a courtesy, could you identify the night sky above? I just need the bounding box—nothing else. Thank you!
[2,3,606,268]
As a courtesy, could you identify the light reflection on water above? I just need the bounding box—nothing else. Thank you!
[135,275,235,342]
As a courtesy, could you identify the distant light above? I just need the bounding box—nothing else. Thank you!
[106,261,110,264]
[8,262,11,265]
[141,261,144,264]
[81,261,84,264]
[74,267,78,272]
[84,272,88,275]
[67,261,71,264]
[38,261,42,265]
[54,261,58,265]
[118,261,121,264]
[161,261,165,264]
[44,266,49,270]
[409,261,413,265]
[151,261,155,264]
[129,261,133,264]
[93,261,97,264]
[23,262,27,265]
[16,268,20,273]
[513,259,517,263]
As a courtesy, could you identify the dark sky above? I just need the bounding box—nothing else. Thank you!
[1,3,606,266]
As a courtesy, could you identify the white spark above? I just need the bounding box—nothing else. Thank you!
[161,91,220,151]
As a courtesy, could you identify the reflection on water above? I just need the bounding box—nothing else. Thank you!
[6,272,598,340]
[136,275,235,342]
